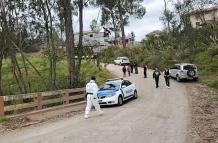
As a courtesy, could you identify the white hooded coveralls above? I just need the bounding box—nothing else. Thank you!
[85,80,102,116]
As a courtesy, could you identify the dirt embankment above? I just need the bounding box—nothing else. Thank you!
[187,83,218,143]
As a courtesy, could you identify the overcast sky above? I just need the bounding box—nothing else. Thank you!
[74,0,166,41]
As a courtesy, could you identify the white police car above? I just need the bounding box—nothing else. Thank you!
[97,78,138,106]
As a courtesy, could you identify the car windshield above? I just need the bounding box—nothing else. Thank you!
[103,80,121,89]
[183,65,196,70]
[101,84,117,90]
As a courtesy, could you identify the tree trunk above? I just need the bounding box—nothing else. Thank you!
[111,11,118,45]
[164,0,171,33]
[63,0,76,87]
[118,2,126,48]
[77,0,84,76]
[45,0,57,89]
[0,55,3,95]
[10,55,25,93]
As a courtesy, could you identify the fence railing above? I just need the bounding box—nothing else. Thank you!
[0,88,86,117]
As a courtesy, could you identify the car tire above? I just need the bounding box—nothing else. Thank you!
[133,91,138,99]
[187,69,196,77]
[176,75,181,82]
[118,95,123,106]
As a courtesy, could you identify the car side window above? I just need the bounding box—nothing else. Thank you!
[125,80,132,86]
[175,65,180,70]
[121,81,127,87]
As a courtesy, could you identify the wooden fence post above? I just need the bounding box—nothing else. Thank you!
[34,93,42,110]
[63,92,69,104]
[0,96,4,117]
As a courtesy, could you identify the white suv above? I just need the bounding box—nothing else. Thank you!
[169,63,198,81]
[114,57,130,65]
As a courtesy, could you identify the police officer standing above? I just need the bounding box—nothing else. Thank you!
[122,65,127,77]
[164,68,170,88]
[144,64,147,78]
[153,68,161,88]
[84,76,103,119]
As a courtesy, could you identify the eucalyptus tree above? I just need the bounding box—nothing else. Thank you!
[96,0,146,48]
[58,0,78,87]
[0,0,30,94]
[29,0,59,89]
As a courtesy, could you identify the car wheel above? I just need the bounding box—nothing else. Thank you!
[118,95,123,106]
[176,75,181,82]
[187,69,196,78]
[133,91,138,99]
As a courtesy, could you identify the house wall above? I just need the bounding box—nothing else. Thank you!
[74,32,111,47]
[190,9,218,28]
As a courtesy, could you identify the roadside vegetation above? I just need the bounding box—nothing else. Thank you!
[2,57,111,95]
[100,0,218,91]
[0,0,146,96]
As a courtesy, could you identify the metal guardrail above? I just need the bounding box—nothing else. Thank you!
[0,88,86,117]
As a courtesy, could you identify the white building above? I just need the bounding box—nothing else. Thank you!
[188,7,218,28]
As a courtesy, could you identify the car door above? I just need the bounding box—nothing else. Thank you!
[170,65,176,77]
[125,80,134,96]
[120,81,128,99]
[121,80,134,98]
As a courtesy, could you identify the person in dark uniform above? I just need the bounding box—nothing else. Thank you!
[164,68,170,88]
[134,62,138,74]
[130,63,134,73]
[122,65,127,77]
[153,68,161,88]
[144,64,147,78]
[127,65,131,76]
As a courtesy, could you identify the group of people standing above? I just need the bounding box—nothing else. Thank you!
[122,62,139,77]
[123,64,171,89]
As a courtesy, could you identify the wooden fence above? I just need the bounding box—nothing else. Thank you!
[0,88,86,117]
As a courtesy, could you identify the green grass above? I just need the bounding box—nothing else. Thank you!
[1,57,112,96]
[0,117,10,123]
[195,51,218,91]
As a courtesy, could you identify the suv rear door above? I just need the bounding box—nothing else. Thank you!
[182,64,197,78]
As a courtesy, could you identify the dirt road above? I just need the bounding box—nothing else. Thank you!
[0,65,191,143]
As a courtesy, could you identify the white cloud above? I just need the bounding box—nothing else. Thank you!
[126,0,165,41]
[74,0,165,41]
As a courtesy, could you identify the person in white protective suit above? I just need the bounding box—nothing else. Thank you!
[84,76,103,119]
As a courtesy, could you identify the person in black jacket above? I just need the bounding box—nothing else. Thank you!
[130,62,134,73]
[153,68,161,88]
[164,68,170,88]
[144,64,147,78]
[134,62,138,74]
[122,66,127,77]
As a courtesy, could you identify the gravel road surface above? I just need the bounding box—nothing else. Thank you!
[0,65,191,143]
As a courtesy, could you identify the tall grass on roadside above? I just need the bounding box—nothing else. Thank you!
[2,58,112,96]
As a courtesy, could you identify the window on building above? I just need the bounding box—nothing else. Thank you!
[196,22,200,26]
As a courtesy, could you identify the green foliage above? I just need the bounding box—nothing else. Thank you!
[100,42,218,91]
[0,117,10,123]
[80,61,112,86]
[1,58,112,96]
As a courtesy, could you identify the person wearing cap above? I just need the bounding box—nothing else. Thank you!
[84,76,103,119]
